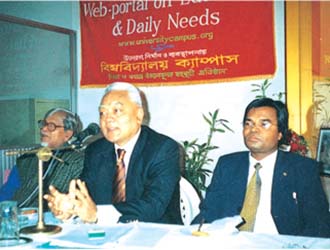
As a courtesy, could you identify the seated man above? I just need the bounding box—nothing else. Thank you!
[192,98,330,238]
[44,82,182,225]
[0,108,85,208]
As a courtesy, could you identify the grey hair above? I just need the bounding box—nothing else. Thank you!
[104,82,142,107]
[44,108,83,136]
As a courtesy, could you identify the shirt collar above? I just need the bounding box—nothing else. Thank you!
[115,128,141,156]
[249,150,278,167]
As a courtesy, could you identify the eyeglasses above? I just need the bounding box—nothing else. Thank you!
[243,120,277,130]
[38,120,64,132]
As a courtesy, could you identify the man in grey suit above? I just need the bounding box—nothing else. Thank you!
[45,82,182,224]
[193,98,330,238]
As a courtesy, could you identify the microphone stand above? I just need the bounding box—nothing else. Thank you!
[9,147,63,235]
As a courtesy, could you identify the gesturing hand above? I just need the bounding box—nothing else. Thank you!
[44,180,77,221]
[71,179,98,223]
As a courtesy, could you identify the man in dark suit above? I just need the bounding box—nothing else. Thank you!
[45,82,182,224]
[193,98,330,238]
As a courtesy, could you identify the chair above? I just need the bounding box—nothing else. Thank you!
[179,177,201,226]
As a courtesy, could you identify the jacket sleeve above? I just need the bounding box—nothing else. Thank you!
[273,153,330,238]
[298,159,330,238]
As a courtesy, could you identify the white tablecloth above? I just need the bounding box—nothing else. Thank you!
[12,212,330,249]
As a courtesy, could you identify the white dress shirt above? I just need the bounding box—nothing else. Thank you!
[114,128,141,176]
[96,129,141,225]
[248,150,279,234]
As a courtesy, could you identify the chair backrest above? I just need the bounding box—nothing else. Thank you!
[179,177,201,226]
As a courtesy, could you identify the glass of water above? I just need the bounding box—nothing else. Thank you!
[0,201,19,247]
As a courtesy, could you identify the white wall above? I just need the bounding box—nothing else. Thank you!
[78,2,285,182]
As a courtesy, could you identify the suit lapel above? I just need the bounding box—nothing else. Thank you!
[272,151,292,204]
[271,151,299,233]
[236,152,251,208]
[125,126,147,199]
[99,139,117,176]
[126,127,146,178]
[272,151,290,211]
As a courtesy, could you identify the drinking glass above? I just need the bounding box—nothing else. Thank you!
[0,201,19,246]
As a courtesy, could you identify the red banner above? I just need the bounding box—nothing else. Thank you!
[80,1,275,87]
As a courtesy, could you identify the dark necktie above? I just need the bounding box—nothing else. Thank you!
[112,148,126,204]
[239,162,262,232]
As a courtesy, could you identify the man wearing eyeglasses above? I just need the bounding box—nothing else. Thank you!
[0,108,85,208]
[192,98,330,238]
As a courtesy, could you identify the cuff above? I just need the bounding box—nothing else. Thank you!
[95,204,121,226]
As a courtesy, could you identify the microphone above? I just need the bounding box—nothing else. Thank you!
[77,123,100,142]
[68,123,100,148]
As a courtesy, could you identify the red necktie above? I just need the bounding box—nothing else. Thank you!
[112,149,126,204]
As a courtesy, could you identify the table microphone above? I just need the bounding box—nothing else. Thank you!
[69,123,100,148]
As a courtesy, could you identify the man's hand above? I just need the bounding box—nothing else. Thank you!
[72,179,97,223]
[44,180,77,221]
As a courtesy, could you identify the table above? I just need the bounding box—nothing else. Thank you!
[12,213,330,249]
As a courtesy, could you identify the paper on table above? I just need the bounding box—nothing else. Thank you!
[182,215,242,236]
[37,224,134,249]
[122,225,169,247]
[208,215,243,234]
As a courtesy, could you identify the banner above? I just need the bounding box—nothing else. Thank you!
[312,1,330,79]
[80,1,275,87]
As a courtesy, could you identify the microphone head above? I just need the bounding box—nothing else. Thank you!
[66,123,100,150]
[76,123,100,142]
[86,123,101,135]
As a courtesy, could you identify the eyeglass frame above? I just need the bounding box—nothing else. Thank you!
[243,119,278,131]
[37,119,65,132]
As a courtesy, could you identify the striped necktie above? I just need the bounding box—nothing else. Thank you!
[239,162,262,232]
[112,148,126,204]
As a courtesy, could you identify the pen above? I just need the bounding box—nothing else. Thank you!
[236,217,246,230]
[192,218,209,236]
[197,218,205,232]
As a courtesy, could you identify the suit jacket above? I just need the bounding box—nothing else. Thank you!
[13,148,84,208]
[192,150,330,238]
[81,125,182,224]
